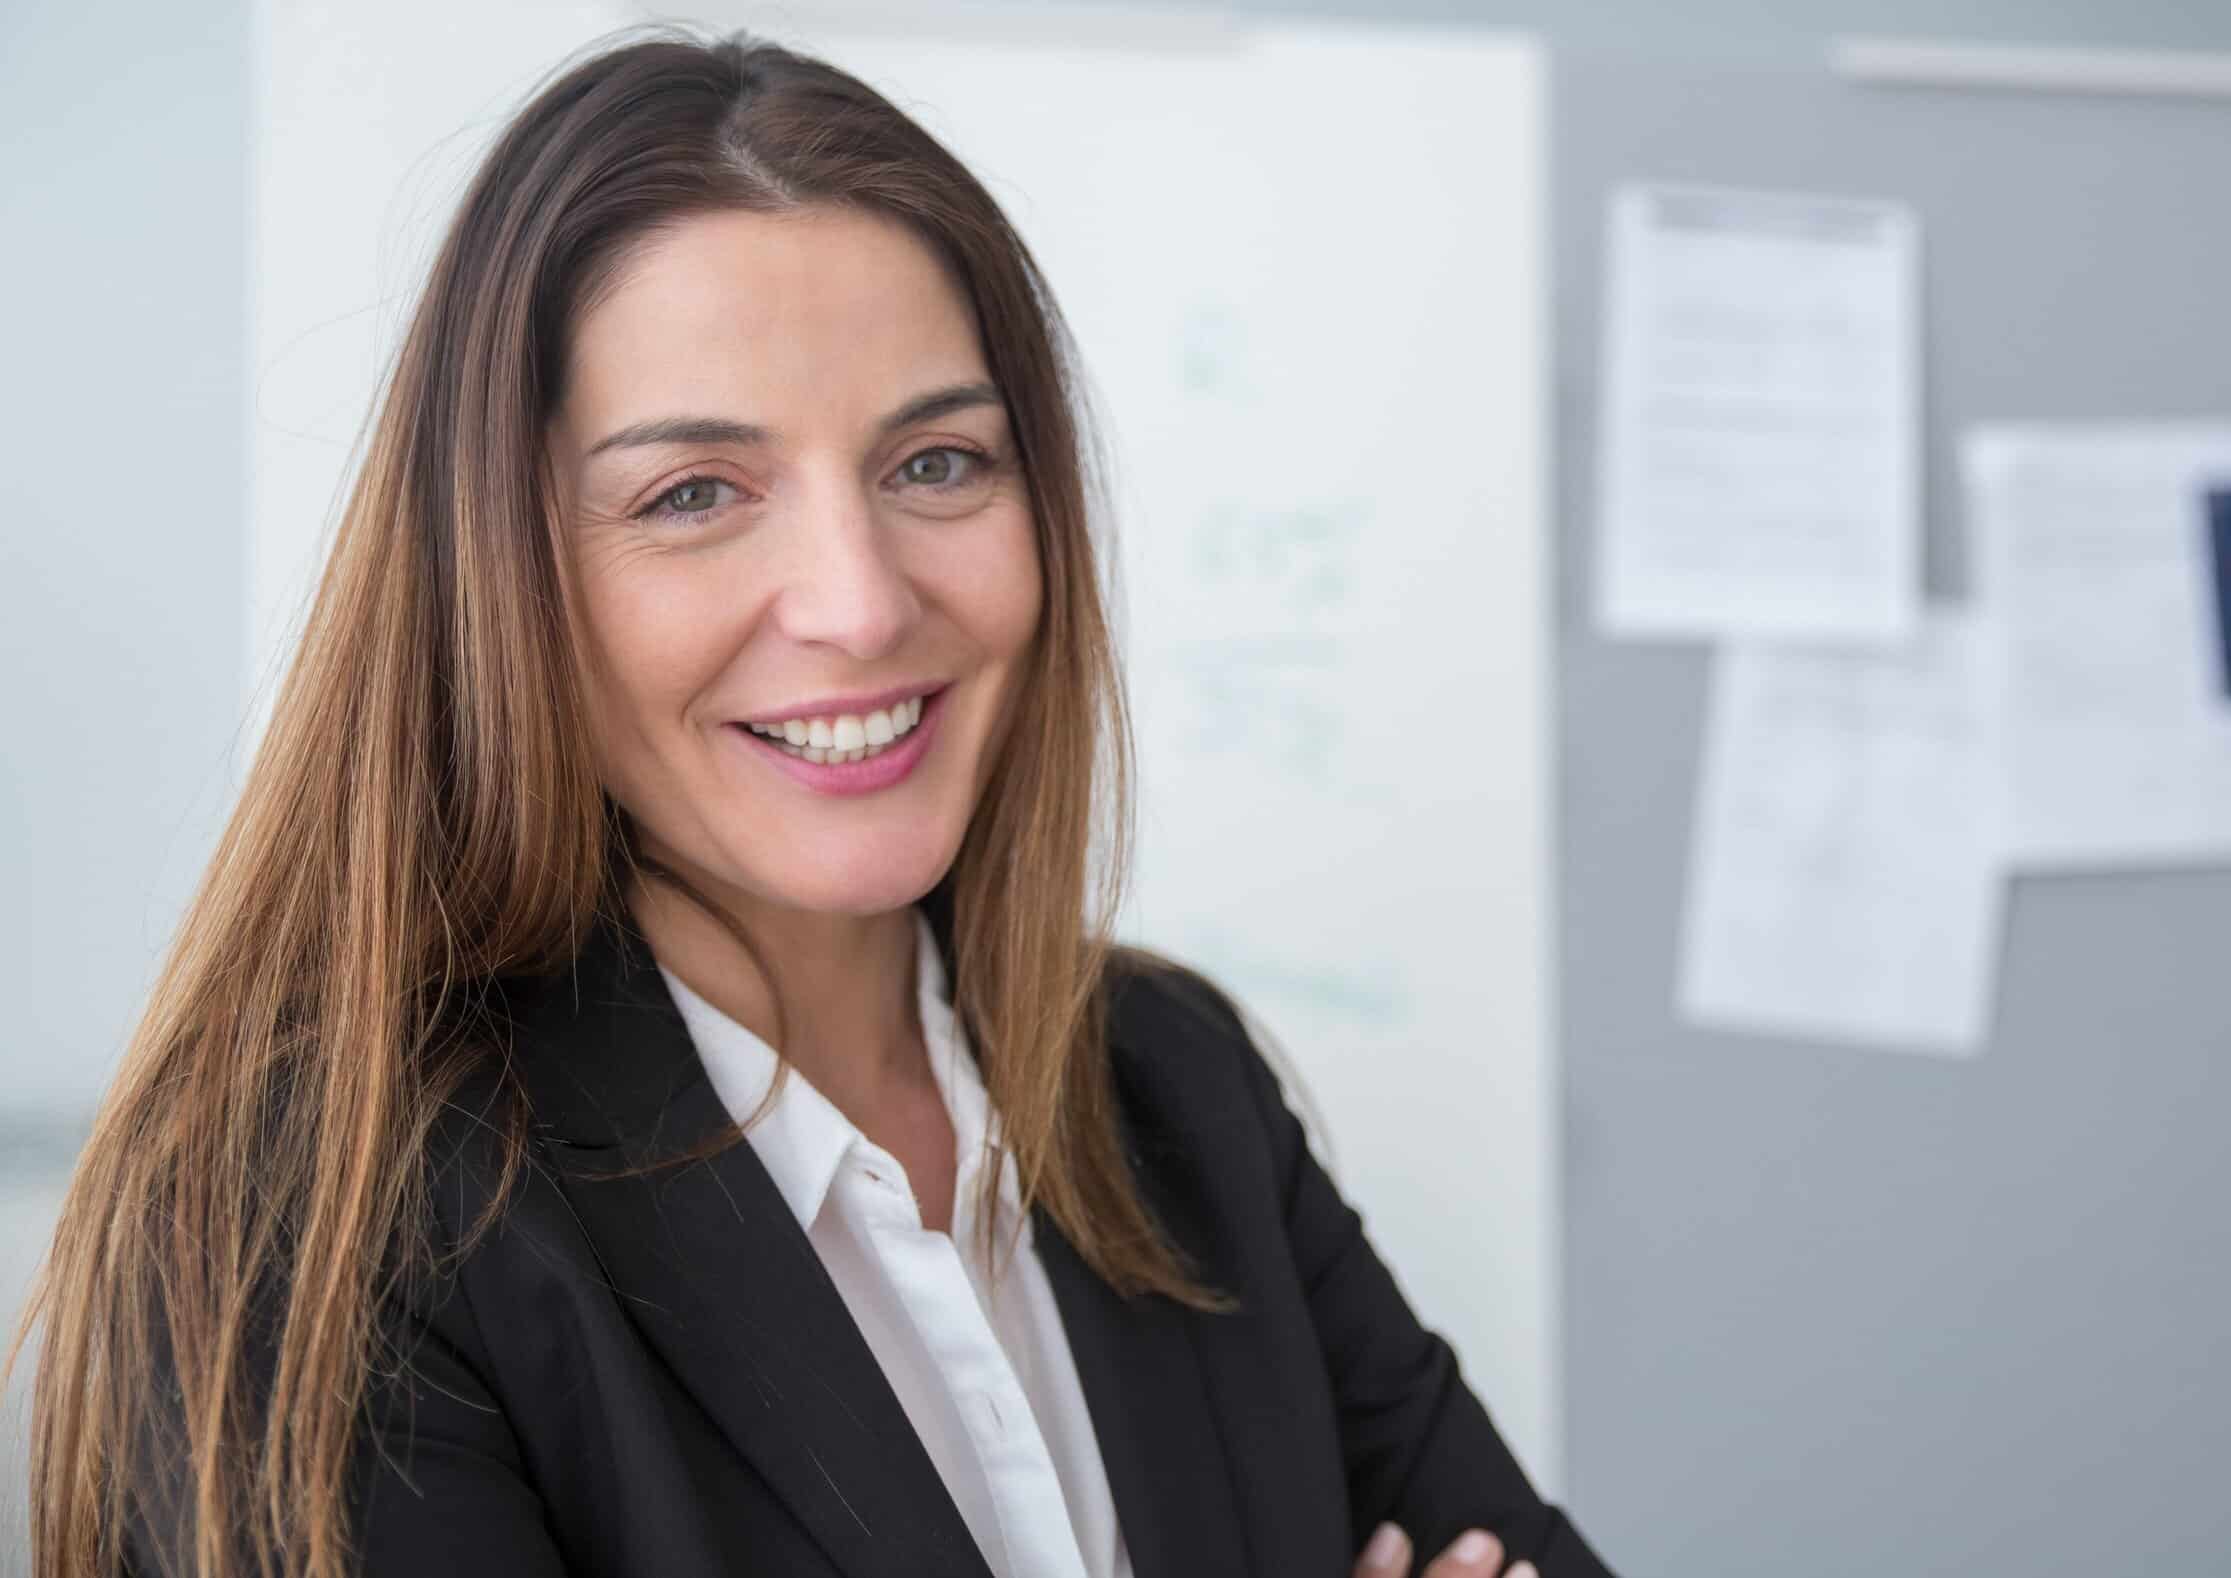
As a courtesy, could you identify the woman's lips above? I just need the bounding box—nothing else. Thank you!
[726,684,948,797]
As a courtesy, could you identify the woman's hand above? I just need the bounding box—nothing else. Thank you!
[1353,1522,1538,1578]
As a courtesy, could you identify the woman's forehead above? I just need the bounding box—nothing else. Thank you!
[559,206,987,442]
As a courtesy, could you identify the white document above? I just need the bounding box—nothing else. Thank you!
[1596,183,1921,645]
[1966,425,2231,868]
[1679,611,2002,1056]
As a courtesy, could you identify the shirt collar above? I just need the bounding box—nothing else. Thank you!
[915,918,1017,1221]
[658,907,1011,1233]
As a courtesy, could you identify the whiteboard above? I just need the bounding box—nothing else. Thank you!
[251,0,1556,1487]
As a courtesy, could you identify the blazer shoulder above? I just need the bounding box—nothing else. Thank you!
[1102,944,1254,1064]
[1099,945,1294,1140]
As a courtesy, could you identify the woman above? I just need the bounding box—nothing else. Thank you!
[18,27,1615,1578]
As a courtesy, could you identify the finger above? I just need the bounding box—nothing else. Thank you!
[1508,1565,1539,1578]
[1422,1528,1504,1576]
[1354,1521,1411,1577]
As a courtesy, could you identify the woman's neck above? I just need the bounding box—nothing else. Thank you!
[625,870,931,1117]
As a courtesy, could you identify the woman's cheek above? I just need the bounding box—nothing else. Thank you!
[955,507,1045,650]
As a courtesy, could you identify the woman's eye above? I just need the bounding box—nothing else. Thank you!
[636,475,737,525]
[633,447,993,527]
[896,445,992,492]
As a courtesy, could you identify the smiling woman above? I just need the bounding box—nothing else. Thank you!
[13,23,1613,1578]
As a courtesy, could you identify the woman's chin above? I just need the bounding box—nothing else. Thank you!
[739,847,955,920]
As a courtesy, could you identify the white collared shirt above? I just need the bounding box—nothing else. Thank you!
[658,910,1133,1578]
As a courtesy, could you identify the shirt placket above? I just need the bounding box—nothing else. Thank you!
[842,1144,1091,1578]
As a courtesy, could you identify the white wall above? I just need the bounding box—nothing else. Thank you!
[0,6,250,1121]
[0,0,254,1566]
[247,0,631,722]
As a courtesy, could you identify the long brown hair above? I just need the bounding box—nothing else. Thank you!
[13,25,1235,1578]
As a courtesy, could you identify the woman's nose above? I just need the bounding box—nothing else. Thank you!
[765,483,921,660]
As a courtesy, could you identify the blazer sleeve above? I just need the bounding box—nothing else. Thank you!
[1222,1002,1620,1578]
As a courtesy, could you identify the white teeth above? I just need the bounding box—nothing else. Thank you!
[741,690,935,763]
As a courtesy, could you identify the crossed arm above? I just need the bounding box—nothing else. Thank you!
[1223,992,1620,1578]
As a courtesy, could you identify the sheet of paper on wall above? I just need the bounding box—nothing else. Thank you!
[1965,425,2231,867]
[1678,611,2002,1056]
[1595,183,1921,645]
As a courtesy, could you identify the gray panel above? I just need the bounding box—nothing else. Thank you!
[1555,49,2231,1578]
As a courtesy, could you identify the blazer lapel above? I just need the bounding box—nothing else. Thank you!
[499,909,993,1578]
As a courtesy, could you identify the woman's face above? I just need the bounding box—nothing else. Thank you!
[547,204,1042,920]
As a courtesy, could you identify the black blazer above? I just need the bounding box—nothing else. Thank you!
[152,909,1616,1577]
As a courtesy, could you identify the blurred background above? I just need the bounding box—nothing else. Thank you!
[5,1,2229,1574]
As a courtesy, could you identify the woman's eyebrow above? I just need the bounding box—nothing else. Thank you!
[583,381,1004,460]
